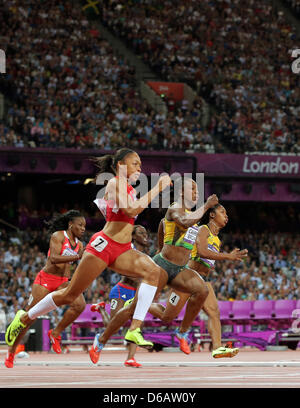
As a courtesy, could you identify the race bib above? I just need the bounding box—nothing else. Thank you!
[168,291,180,306]
[91,235,108,252]
[110,299,118,310]
[182,225,199,246]
[62,247,78,257]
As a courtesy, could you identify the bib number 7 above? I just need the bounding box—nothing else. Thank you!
[91,235,108,252]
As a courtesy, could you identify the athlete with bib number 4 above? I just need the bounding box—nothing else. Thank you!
[88,178,218,356]
[5,148,172,364]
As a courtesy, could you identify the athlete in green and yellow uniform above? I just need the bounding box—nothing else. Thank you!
[166,203,248,358]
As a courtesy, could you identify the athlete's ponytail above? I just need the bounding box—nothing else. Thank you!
[91,148,136,180]
[45,210,83,234]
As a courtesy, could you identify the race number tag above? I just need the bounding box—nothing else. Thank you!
[168,291,180,306]
[91,235,108,252]
[110,299,118,310]
[182,225,199,246]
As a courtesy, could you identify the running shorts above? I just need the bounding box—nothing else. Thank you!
[85,231,132,266]
[33,270,69,292]
[152,253,189,284]
[109,282,137,302]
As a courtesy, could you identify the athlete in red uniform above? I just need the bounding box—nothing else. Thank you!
[91,225,149,367]
[6,148,171,362]
[5,210,86,368]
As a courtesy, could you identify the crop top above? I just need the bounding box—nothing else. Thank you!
[191,224,221,269]
[163,205,199,251]
[94,180,137,225]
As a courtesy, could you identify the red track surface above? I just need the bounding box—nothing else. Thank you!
[1,347,300,389]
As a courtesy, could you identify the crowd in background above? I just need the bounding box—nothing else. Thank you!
[99,0,300,154]
[0,201,299,329]
[0,0,215,154]
[0,0,300,154]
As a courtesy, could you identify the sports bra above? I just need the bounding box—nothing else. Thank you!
[94,178,137,225]
[47,231,80,259]
[191,225,221,269]
[163,204,199,251]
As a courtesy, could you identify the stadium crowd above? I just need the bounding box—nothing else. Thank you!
[0,0,214,154]
[99,0,300,154]
[1,0,300,154]
[0,202,299,329]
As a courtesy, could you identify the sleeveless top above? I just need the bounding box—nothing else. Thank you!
[163,204,199,251]
[191,224,221,269]
[47,231,80,262]
[94,178,136,225]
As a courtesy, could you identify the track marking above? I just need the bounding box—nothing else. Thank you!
[9,360,300,367]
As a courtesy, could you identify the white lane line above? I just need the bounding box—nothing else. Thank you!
[9,360,300,367]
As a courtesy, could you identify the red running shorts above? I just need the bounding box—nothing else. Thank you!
[33,270,69,292]
[85,231,132,266]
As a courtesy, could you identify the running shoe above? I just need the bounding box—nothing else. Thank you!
[5,310,26,346]
[48,329,62,354]
[212,346,239,358]
[174,328,191,355]
[4,352,15,368]
[124,328,153,350]
[124,357,142,368]
[89,333,103,364]
[90,302,106,312]
[124,298,134,308]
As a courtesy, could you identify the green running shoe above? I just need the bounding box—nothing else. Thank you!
[5,310,26,346]
[125,328,153,350]
[124,298,134,308]
[212,346,239,359]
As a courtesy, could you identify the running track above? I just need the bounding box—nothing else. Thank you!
[1,347,300,389]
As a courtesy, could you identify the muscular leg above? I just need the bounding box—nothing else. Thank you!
[8,284,50,355]
[170,268,209,333]
[152,290,190,324]
[98,268,168,345]
[110,250,164,331]
[51,292,86,338]
[202,282,222,350]
[21,253,107,326]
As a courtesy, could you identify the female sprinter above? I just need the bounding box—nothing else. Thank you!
[6,148,171,359]
[5,210,86,368]
[159,203,248,357]
[88,178,219,360]
[92,225,149,367]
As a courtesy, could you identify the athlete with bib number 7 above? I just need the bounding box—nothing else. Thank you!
[5,148,172,362]
[89,177,219,356]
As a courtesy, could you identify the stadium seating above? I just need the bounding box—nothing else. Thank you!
[216,301,233,324]
[271,299,296,319]
[228,300,253,324]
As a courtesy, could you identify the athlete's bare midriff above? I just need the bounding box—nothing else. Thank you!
[42,261,71,279]
[102,221,134,243]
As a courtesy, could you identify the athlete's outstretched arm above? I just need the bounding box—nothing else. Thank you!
[196,227,248,261]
